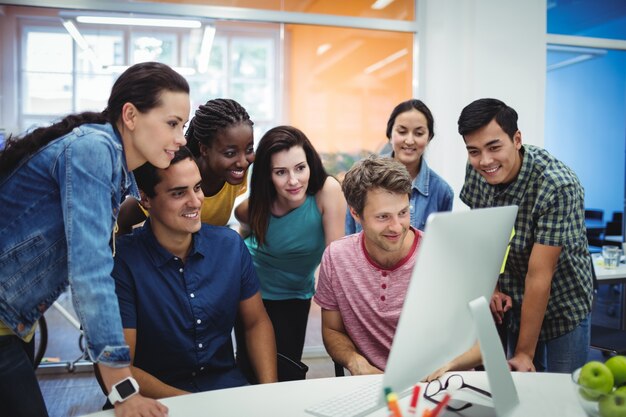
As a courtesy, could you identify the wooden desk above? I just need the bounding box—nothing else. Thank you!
[84,372,585,417]
[593,254,626,329]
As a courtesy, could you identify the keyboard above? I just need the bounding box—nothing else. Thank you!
[305,380,385,417]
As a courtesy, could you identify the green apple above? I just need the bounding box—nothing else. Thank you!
[579,361,615,400]
[599,392,626,417]
[607,356,626,387]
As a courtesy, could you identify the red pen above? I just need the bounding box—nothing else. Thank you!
[429,393,451,417]
[407,384,421,416]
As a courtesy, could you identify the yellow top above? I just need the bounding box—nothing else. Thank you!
[0,321,37,343]
[200,180,247,226]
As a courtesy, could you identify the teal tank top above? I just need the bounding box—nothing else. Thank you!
[245,195,326,300]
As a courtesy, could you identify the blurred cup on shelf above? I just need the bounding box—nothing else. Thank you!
[604,246,621,269]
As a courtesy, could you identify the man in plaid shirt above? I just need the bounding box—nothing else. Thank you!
[458,98,593,373]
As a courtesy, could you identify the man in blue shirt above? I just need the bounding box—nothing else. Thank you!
[112,147,277,398]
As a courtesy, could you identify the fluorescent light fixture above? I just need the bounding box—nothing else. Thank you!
[371,0,395,10]
[62,19,101,69]
[197,25,216,74]
[62,20,89,51]
[316,43,332,56]
[76,15,201,28]
[364,48,408,74]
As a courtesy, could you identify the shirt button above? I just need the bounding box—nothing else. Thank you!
[200,367,205,371]
[174,257,179,261]
[380,295,386,301]
[381,283,387,289]
[198,343,203,348]
[196,319,202,324]
[382,272,388,277]
[179,268,184,273]
[190,293,195,298]
[191,372,196,377]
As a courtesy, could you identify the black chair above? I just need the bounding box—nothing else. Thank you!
[589,254,626,355]
[585,209,606,251]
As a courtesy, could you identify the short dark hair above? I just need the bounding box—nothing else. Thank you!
[457,98,518,140]
[133,146,194,197]
[342,154,412,216]
[386,99,435,141]
[248,125,328,246]
[185,98,253,157]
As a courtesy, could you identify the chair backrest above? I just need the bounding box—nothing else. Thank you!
[277,352,309,381]
[585,209,604,221]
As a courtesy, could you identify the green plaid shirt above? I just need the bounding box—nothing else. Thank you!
[460,145,593,341]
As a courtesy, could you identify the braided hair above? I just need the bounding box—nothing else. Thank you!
[186,98,253,157]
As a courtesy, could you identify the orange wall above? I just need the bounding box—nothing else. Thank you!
[286,25,413,153]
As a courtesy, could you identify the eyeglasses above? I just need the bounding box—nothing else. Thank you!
[424,374,492,412]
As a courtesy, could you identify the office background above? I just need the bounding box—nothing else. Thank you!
[0,0,625,362]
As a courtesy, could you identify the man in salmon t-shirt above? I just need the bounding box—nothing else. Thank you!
[314,155,422,375]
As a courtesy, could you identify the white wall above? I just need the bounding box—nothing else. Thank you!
[417,0,547,209]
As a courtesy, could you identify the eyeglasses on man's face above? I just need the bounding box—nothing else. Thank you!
[424,374,492,412]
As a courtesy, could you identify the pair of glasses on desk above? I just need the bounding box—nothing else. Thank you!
[424,374,492,412]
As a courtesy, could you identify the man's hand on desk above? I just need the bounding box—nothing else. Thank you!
[114,394,168,417]
[490,291,512,324]
[508,353,536,372]
[346,355,383,376]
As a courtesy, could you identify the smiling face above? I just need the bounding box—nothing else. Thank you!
[464,119,523,185]
[389,109,430,175]
[141,157,204,241]
[270,146,310,208]
[124,90,190,170]
[352,187,411,262]
[201,123,255,185]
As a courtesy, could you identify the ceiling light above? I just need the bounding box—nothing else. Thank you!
[364,49,408,74]
[371,0,395,10]
[197,26,216,74]
[76,15,201,28]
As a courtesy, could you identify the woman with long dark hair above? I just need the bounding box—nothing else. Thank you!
[235,126,346,375]
[0,61,189,417]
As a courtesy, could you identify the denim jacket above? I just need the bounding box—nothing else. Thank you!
[0,123,138,366]
[345,156,454,234]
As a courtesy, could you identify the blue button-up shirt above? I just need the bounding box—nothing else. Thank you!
[112,221,259,391]
[0,122,138,365]
[345,156,453,234]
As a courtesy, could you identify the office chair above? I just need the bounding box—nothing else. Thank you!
[589,254,626,355]
[585,209,606,251]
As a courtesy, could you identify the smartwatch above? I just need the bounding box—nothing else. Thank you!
[107,376,139,405]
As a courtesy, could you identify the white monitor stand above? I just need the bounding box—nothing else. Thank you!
[469,296,519,417]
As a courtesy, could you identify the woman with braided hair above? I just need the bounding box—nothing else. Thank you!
[117,98,255,233]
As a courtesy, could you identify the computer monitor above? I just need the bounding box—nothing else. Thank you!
[382,205,519,416]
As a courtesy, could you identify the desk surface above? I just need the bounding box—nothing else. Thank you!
[85,372,585,417]
[593,253,626,282]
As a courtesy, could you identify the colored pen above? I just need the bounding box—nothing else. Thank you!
[429,393,451,417]
[407,384,421,415]
[386,392,404,417]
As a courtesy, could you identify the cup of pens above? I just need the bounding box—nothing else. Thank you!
[385,384,450,417]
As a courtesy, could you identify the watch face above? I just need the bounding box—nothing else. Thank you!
[116,379,136,399]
